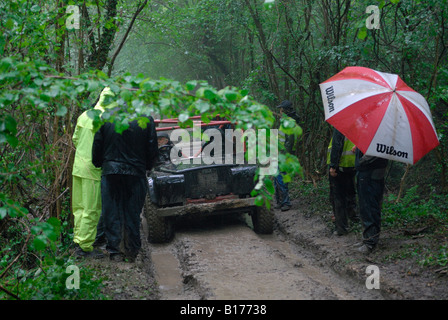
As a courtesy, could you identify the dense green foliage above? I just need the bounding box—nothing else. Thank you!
[1,0,447,299]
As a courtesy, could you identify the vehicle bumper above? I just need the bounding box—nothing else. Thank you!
[154,197,256,217]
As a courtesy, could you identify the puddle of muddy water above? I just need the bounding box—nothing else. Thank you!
[151,249,184,297]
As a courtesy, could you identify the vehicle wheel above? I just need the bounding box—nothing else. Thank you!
[251,205,274,234]
[144,195,174,243]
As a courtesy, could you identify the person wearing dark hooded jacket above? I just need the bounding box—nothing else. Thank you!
[92,106,158,262]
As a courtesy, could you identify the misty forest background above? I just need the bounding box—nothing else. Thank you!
[1,0,447,299]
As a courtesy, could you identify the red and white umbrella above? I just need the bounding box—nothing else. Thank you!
[320,66,439,165]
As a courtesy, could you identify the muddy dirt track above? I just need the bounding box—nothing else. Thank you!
[140,213,384,300]
[148,215,382,300]
[92,198,448,302]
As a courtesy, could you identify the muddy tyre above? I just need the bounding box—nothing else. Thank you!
[251,205,274,234]
[144,195,174,243]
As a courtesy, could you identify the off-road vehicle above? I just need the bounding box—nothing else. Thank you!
[143,117,274,243]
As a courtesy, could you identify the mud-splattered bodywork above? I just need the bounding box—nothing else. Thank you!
[148,163,258,216]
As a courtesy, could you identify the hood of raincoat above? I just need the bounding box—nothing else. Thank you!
[94,86,118,112]
[72,87,117,180]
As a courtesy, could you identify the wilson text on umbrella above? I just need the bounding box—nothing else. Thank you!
[376,143,408,159]
[325,86,335,112]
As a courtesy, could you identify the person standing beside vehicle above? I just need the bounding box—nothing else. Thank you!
[327,128,358,236]
[92,100,159,262]
[71,91,111,259]
[274,100,299,212]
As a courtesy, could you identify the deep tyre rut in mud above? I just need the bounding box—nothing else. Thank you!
[148,214,384,300]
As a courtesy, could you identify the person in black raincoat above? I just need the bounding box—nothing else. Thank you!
[92,110,158,262]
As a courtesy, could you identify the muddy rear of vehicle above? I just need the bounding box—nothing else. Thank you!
[143,163,274,243]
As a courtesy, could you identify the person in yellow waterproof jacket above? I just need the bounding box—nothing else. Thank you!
[327,128,358,236]
[72,87,116,258]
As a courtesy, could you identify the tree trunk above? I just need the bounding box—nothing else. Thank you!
[86,0,119,71]
[245,0,280,100]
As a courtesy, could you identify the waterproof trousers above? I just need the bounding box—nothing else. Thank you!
[95,211,106,245]
[357,169,385,248]
[274,173,291,207]
[101,174,147,258]
[72,176,102,252]
[329,168,357,235]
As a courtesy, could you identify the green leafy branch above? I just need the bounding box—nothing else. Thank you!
[1,56,302,211]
